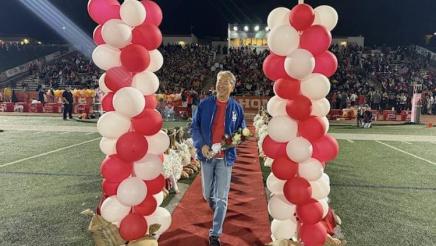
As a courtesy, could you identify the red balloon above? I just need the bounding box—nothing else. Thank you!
[121,44,150,73]
[314,51,338,77]
[300,25,332,56]
[286,95,312,121]
[144,175,165,195]
[290,4,315,31]
[105,66,133,92]
[133,195,157,216]
[300,222,328,246]
[273,78,301,100]
[102,179,119,196]
[262,136,288,159]
[88,0,120,25]
[119,213,148,241]
[116,132,149,162]
[93,25,105,45]
[132,23,162,50]
[283,177,312,205]
[145,95,158,109]
[297,199,324,225]
[299,117,327,141]
[141,0,163,26]
[100,155,132,182]
[271,157,298,180]
[311,134,339,163]
[101,92,115,112]
[132,109,163,136]
[263,53,289,81]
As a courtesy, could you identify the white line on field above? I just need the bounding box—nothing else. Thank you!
[85,132,95,135]
[402,141,412,145]
[59,132,70,135]
[33,131,42,135]
[0,138,100,168]
[376,141,436,167]
[346,139,354,143]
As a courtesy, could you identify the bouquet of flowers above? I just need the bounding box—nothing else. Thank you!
[210,128,252,157]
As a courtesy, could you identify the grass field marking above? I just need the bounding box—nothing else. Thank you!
[402,141,412,145]
[85,132,95,135]
[376,140,436,167]
[32,131,42,135]
[0,138,100,168]
[346,139,354,143]
[59,132,70,135]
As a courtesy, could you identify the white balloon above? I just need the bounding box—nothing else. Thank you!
[267,96,288,117]
[318,198,329,218]
[120,0,147,27]
[311,98,331,117]
[301,74,331,100]
[268,194,296,221]
[153,192,164,206]
[92,44,122,71]
[267,7,291,29]
[117,177,148,206]
[267,173,285,195]
[97,111,131,139]
[132,71,160,96]
[146,131,170,155]
[100,196,131,223]
[268,116,298,143]
[271,219,297,240]
[298,158,324,181]
[145,207,172,235]
[314,5,339,31]
[310,173,331,200]
[268,25,299,56]
[113,87,146,117]
[134,154,163,180]
[98,73,111,94]
[147,50,164,72]
[101,19,132,48]
[100,137,117,155]
[286,137,313,163]
[284,49,315,80]
[321,116,330,133]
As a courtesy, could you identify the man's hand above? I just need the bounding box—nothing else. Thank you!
[201,145,211,158]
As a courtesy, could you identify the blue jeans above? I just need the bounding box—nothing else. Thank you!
[201,158,232,237]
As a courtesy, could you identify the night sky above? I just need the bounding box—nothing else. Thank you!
[0,0,435,46]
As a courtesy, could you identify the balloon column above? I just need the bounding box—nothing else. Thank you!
[88,0,171,242]
[264,3,339,246]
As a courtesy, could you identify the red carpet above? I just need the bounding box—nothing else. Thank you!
[160,130,271,246]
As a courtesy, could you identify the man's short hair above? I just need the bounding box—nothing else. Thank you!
[217,71,236,86]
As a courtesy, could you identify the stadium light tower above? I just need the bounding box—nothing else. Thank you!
[233,26,238,31]
[244,25,249,32]
[254,25,260,32]
[19,0,95,58]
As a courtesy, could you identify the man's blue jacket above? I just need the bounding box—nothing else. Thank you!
[191,96,246,166]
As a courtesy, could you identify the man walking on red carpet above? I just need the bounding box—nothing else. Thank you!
[191,71,246,246]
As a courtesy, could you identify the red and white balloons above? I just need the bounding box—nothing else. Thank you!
[89,0,169,241]
[264,3,340,244]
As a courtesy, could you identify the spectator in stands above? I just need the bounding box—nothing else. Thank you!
[62,87,73,120]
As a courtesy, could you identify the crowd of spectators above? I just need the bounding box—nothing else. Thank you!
[34,53,99,89]
[220,45,436,114]
[4,42,436,115]
[222,47,272,96]
[157,44,215,96]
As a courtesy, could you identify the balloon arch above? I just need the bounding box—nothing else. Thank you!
[87,0,339,245]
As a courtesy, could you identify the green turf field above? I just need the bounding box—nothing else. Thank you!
[0,115,435,245]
